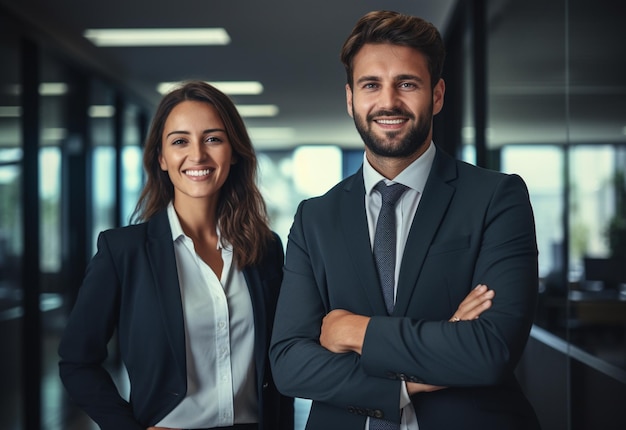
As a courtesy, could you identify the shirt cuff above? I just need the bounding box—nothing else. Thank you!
[400,382,411,409]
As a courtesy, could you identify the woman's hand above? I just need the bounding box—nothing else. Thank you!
[449,284,494,322]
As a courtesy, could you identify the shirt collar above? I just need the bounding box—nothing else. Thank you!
[166,202,185,242]
[363,141,436,195]
[166,201,229,251]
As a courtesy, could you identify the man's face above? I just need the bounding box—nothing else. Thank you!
[346,43,444,161]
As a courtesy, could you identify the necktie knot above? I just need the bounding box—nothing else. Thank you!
[374,181,408,207]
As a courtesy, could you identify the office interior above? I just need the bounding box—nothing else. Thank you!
[1,0,625,429]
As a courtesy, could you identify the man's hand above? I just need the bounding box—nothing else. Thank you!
[319,284,493,355]
[404,284,494,395]
[406,382,447,395]
[449,284,494,322]
[320,309,370,354]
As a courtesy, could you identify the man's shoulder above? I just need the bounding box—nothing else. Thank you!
[292,173,360,226]
[312,171,361,201]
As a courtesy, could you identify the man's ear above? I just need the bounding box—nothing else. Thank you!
[433,78,445,115]
[346,83,354,118]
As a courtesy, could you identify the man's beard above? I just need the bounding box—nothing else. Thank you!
[352,103,433,158]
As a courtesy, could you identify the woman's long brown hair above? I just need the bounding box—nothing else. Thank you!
[131,80,274,267]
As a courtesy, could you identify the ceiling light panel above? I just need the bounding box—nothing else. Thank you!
[84,28,230,47]
[157,81,264,95]
[236,105,279,117]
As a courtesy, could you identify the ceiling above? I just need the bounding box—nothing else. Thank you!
[1,0,457,150]
[1,0,625,151]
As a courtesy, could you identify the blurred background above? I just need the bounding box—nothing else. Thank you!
[0,0,625,429]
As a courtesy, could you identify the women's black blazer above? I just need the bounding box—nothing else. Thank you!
[59,210,293,430]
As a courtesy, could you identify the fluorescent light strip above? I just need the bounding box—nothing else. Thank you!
[157,81,264,96]
[88,105,116,118]
[236,105,279,117]
[84,28,230,47]
[5,83,68,96]
[0,103,273,119]
[0,106,21,117]
[40,83,68,96]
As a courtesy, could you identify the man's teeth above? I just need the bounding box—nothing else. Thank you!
[186,169,211,177]
[376,119,404,124]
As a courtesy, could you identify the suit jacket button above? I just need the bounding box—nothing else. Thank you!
[262,381,269,389]
[374,410,383,418]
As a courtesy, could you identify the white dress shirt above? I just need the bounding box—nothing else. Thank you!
[362,142,436,430]
[156,202,257,428]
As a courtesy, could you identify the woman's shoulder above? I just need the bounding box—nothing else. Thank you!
[100,221,149,239]
[99,210,168,242]
[96,218,162,253]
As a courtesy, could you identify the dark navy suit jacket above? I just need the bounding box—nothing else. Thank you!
[270,147,541,430]
[59,210,293,430]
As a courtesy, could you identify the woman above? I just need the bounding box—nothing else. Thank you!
[59,80,293,430]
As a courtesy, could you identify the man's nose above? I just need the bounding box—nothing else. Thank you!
[378,86,401,110]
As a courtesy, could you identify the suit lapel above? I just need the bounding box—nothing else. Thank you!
[243,266,267,389]
[340,169,388,315]
[145,211,187,378]
[394,150,457,316]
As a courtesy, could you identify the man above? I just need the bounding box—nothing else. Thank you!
[270,10,541,430]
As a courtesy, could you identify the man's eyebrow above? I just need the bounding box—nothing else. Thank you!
[355,74,426,85]
[396,74,424,83]
[355,75,381,85]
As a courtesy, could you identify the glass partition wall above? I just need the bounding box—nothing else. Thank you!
[486,0,626,427]
[0,13,24,430]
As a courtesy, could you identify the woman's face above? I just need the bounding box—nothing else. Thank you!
[159,100,234,205]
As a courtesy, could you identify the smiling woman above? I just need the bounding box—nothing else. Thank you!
[158,100,234,208]
[58,81,294,430]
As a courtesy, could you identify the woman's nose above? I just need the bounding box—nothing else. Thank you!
[189,141,207,161]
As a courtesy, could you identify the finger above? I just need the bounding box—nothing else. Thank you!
[456,287,493,315]
[460,284,489,306]
[453,286,494,320]
[465,296,493,320]
[458,293,493,317]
